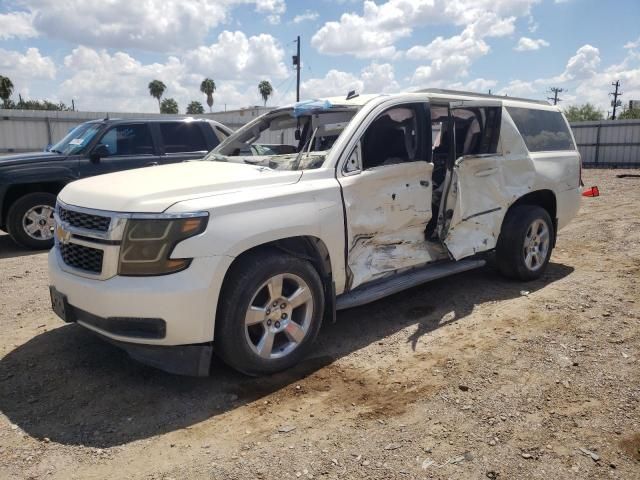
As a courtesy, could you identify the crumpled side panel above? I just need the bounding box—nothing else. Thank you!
[341,162,447,289]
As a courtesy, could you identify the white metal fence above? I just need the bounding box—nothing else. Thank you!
[570,119,640,168]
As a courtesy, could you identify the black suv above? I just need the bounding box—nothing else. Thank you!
[0,117,231,249]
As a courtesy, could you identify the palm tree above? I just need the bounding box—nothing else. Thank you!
[160,98,179,114]
[186,100,205,114]
[258,80,273,107]
[200,78,216,112]
[0,75,14,109]
[148,80,166,112]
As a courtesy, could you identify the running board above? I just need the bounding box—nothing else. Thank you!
[336,259,486,310]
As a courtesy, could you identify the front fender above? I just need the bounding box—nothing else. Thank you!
[168,171,348,293]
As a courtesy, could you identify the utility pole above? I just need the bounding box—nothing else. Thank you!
[610,80,622,120]
[292,36,301,101]
[547,87,564,105]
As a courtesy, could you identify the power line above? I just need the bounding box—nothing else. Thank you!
[547,87,564,105]
[609,80,622,120]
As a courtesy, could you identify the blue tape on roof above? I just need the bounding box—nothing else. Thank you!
[293,99,333,117]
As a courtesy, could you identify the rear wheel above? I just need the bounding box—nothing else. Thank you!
[7,192,57,250]
[215,250,324,376]
[496,205,554,281]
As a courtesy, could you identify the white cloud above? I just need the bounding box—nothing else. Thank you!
[9,0,286,51]
[58,34,290,113]
[301,62,400,98]
[624,37,640,50]
[184,31,288,81]
[514,37,550,51]
[293,10,319,24]
[407,12,515,85]
[0,47,55,81]
[558,44,601,81]
[0,11,37,39]
[311,0,537,58]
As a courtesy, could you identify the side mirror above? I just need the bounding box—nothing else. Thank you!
[90,144,109,162]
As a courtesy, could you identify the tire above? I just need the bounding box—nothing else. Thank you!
[496,205,555,281]
[215,249,325,376]
[6,192,57,250]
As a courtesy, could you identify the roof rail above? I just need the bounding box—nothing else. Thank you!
[415,88,550,106]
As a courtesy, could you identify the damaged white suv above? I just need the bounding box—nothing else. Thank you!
[49,89,582,376]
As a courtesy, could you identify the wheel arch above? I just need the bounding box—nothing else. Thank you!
[2,181,66,227]
[215,235,335,336]
[502,189,558,246]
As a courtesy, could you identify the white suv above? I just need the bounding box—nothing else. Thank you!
[48,89,582,376]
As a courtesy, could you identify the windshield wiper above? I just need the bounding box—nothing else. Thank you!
[49,149,63,154]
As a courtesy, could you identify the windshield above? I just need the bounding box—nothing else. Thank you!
[49,123,102,155]
[204,107,357,170]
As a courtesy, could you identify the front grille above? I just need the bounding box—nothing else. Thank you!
[58,207,111,232]
[60,243,104,274]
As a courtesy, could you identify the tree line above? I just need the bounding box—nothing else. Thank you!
[4,72,639,119]
[0,75,72,110]
[0,74,274,114]
[148,78,274,114]
[564,103,640,121]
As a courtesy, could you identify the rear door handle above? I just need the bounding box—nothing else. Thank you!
[420,180,430,187]
[474,167,498,177]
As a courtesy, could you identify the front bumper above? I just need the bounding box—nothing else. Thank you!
[48,248,233,344]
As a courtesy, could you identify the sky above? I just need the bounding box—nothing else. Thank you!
[1,0,639,114]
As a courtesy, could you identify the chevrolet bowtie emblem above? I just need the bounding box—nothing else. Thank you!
[56,224,71,244]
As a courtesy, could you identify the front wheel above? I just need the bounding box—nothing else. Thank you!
[6,192,57,250]
[215,250,325,376]
[496,205,554,281]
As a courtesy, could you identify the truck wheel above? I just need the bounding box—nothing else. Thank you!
[496,205,554,281]
[215,250,324,376]
[7,192,57,250]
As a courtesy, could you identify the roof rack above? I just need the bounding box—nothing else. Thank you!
[415,88,550,106]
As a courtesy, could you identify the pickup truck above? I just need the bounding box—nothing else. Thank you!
[0,117,231,249]
[48,90,582,376]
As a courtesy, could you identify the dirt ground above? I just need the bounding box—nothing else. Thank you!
[0,169,639,480]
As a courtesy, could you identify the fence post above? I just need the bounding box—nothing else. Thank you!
[44,116,53,146]
[594,122,601,165]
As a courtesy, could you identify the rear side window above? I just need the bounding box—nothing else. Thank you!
[452,106,501,156]
[159,122,209,153]
[506,107,574,152]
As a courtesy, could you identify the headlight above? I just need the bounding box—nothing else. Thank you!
[118,214,208,276]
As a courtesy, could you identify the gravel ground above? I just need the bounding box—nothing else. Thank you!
[0,169,639,480]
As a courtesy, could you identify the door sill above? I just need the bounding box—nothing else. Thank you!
[336,258,486,310]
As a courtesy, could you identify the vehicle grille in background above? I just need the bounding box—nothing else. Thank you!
[58,207,111,232]
[60,243,104,274]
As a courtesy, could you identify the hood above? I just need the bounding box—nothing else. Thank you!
[0,151,64,166]
[58,160,303,212]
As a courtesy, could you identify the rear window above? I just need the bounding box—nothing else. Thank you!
[506,107,574,152]
[159,122,209,153]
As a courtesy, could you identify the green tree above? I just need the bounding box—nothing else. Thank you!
[564,103,604,122]
[186,100,205,114]
[258,80,273,106]
[148,79,167,112]
[617,107,640,120]
[200,78,216,112]
[160,97,179,114]
[0,75,14,109]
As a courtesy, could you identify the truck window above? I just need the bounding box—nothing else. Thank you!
[99,124,154,156]
[362,104,427,169]
[506,107,574,152]
[452,106,501,157]
[160,122,209,153]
